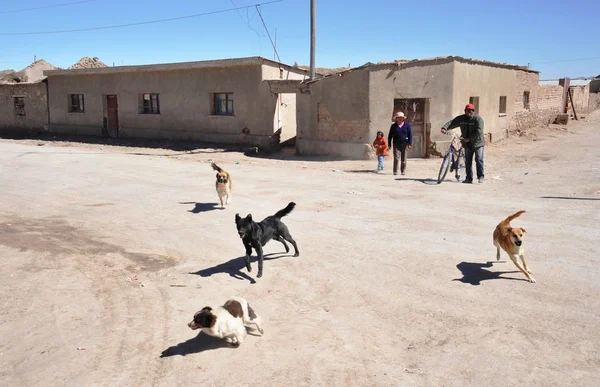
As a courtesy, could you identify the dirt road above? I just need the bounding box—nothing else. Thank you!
[1,114,599,386]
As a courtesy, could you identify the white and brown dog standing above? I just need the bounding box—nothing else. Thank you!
[493,210,535,283]
[188,296,263,346]
[211,162,232,208]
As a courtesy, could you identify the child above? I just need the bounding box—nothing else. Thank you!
[372,131,388,172]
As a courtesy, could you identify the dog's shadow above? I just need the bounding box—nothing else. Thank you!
[160,332,233,357]
[453,261,528,286]
[190,253,290,284]
[179,201,221,213]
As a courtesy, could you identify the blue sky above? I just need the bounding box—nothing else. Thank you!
[0,0,598,79]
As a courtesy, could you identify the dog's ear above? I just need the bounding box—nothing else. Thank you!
[521,228,527,234]
[216,173,220,179]
[245,214,252,222]
[505,227,512,233]
[235,213,241,223]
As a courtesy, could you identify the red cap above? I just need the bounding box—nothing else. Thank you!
[465,104,475,110]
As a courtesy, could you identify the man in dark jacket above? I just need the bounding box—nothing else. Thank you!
[387,112,413,175]
[441,104,485,183]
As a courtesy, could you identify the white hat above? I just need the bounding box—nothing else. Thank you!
[392,111,405,121]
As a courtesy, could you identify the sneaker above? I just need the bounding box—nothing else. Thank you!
[401,171,406,175]
[462,179,473,184]
[478,178,485,184]
[393,172,398,176]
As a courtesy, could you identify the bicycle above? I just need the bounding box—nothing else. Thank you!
[437,132,466,184]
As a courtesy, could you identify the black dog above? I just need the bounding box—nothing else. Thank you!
[235,202,299,278]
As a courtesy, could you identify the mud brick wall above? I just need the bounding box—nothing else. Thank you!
[316,102,370,142]
[569,85,590,114]
[538,85,563,110]
[509,71,562,131]
[588,93,600,112]
[0,82,48,133]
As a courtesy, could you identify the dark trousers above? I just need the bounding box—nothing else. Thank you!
[393,143,408,174]
[464,145,484,180]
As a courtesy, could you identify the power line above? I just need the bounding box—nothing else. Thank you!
[0,0,285,35]
[531,56,600,65]
[0,0,96,14]
[255,5,281,62]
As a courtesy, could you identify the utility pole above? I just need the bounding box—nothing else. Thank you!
[310,0,316,80]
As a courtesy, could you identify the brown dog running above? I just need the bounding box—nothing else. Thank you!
[493,210,535,283]
[211,162,232,208]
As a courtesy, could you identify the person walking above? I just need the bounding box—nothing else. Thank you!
[440,104,485,183]
[387,112,413,176]
[372,130,389,172]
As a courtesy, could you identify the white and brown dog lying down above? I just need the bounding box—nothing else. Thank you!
[188,296,263,346]
[211,162,232,208]
[493,210,535,283]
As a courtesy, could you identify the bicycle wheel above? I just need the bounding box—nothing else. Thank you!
[455,149,465,181]
[437,150,452,184]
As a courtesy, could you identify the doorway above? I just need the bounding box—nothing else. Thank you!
[105,95,119,138]
[393,98,428,158]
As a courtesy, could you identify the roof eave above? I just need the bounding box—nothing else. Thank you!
[43,56,308,77]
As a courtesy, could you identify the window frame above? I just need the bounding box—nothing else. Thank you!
[468,96,480,114]
[523,91,530,110]
[13,96,26,117]
[499,95,507,115]
[68,94,85,113]
[213,92,234,116]
[139,93,160,114]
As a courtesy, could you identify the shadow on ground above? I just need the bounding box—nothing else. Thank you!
[395,177,440,185]
[453,261,528,285]
[344,169,379,174]
[0,132,242,155]
[160,333,233,357]
[180,202,221,213]
[540,196,600,201]
[189,253,291,284]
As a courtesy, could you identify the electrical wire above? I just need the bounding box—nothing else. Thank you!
[0,0,285,35]
[0,0,96,14]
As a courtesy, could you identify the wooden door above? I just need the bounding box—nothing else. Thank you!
[393,98,427,158]
[106,95,119,135]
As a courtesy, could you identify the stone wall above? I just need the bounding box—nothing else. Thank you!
[0,82,48,134]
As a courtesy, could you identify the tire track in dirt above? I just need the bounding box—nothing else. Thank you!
[0,214,175,385]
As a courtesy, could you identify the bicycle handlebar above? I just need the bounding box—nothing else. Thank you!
[444,131,464,141]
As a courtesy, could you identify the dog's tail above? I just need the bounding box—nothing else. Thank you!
[501,210,526,225]
[211,162,225,173]
[273,202,296,219]
[232,296,264,334]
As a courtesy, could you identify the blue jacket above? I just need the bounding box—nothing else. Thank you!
[388,122,413,147]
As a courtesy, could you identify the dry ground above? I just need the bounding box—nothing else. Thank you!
[1,113,599,387]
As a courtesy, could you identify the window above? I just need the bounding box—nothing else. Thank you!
[13,97,25,117]
[469,96,480,113]
[68,94,84,112]
[523,91,530,109]
[213,93,234,116]
[139,93,160,114]
[499,96,507,115]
